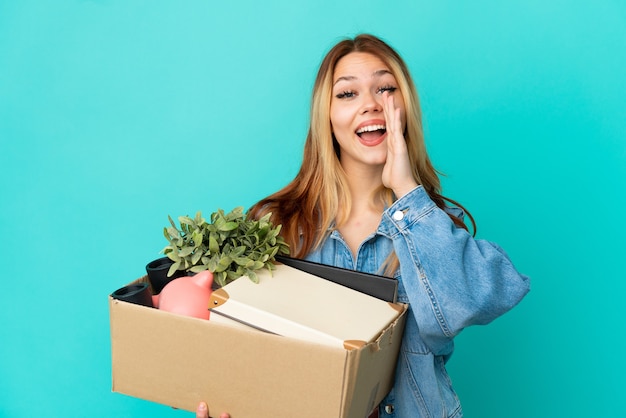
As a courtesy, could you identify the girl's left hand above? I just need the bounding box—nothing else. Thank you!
[196,402,230,418]
[381,91,418,198]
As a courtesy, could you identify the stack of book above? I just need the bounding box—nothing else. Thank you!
[208,258,402,350]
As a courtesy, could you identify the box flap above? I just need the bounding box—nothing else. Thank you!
[340,305,408,418]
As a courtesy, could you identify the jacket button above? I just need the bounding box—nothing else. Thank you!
[392,210,404,221]
[384,404,394,414]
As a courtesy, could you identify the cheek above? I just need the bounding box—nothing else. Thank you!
[330,105,352,134]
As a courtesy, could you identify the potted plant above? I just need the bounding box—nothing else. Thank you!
[161,207,289,287]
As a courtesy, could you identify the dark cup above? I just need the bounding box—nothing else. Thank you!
[146,257,186,294]
[111,283,154,308]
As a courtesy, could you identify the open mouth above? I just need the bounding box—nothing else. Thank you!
[356,124,387,144]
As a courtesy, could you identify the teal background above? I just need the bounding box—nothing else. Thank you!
[1,1,624,417]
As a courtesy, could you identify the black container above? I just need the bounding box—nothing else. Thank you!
[145,256,187,294]
[111,283,154,308]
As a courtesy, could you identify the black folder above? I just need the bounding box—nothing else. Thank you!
[275,255,398,303]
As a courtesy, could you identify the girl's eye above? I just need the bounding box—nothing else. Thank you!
[377,85,397,94]
[336,90,356,99]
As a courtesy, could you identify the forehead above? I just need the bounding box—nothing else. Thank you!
[333,52,392,82]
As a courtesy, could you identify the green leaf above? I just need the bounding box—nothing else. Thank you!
[225,207,244,221]
[247,270,259,283]
[232,256,246,266]
[178,247,194,258]
[218,255,232,266]
[207,257,218,272]
[214,255,232,272]
[167,251,181,262]
[209,235,219,253]
[219,221,239,231]
[194,211,205,226]
[191,230,203,248]
[165,226,180,239]
[167,262,181,277]
[191,250,203,265]
[230,246,246,256]
[163,227,173,242]
[215,271,228,287]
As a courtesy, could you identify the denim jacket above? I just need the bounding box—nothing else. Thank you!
[306,186,530,418]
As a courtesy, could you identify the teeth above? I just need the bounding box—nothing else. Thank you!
[356,124,386,134]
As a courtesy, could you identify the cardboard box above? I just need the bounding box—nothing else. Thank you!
[109,275,407,418]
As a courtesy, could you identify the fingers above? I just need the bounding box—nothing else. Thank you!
[196,402,230,418]
[382,92,402,146]
[382,91,394,134]
[196,402,209,418]
[380,92,418,197]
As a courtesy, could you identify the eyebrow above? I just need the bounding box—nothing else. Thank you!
[333,69,393,86]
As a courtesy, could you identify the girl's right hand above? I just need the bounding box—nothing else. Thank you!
[381,91,418,199]
[196,401,230,418]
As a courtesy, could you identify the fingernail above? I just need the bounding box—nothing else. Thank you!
[199,402,207,410]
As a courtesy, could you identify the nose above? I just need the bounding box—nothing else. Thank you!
[360,91,382,114]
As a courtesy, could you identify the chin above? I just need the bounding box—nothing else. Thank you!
[363,155,388,167]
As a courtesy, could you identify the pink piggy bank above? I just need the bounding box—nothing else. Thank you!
[156,270,214,320]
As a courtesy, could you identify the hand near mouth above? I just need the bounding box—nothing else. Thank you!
[381,91,419,199]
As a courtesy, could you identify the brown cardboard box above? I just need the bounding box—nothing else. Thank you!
[109,276,407,418]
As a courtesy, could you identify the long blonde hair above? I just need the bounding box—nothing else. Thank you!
[249,34,474,274]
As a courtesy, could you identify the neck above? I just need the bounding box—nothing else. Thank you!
[341,163,385,217]
[335,163,386,255]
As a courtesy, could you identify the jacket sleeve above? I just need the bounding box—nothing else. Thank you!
[379,186,530,355]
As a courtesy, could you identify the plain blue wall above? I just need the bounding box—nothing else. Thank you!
[1,1,624,417]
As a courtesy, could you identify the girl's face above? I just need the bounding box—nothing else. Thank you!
[330,52,406,172]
